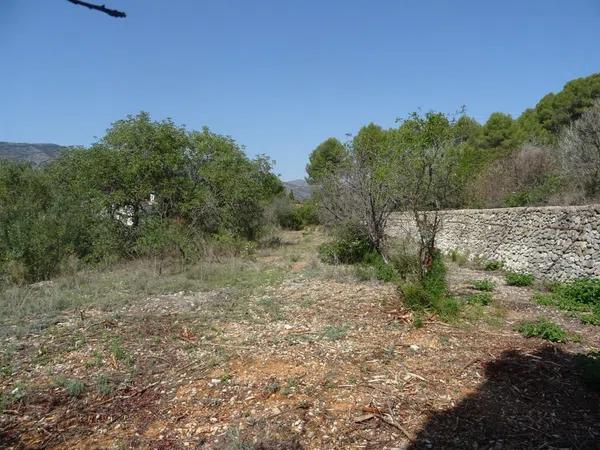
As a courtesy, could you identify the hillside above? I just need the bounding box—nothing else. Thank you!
[0,142,64,165]
[283,179,312,200]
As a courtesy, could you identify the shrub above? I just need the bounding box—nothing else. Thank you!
[484,260,503,271]
[555,278,600,306]
[505,272,534,286]
[388,240,420,280]
[296,202,319,226]
[318,226,373,265]
[55,377,86,397]
[398,255,459,321]
[534,279,600,326]
[423,251,447,299]
[465,292,493,305]
[471,279,495,291]
[516,318,568,342]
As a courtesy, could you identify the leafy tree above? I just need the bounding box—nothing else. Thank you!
[481,112,523,153]
[306,137,347,184]
[392,112,463,277]
[534,74,600,136]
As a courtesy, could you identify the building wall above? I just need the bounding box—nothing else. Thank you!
[387,205,600,281]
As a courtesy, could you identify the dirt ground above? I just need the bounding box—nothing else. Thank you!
[1,229,599,449]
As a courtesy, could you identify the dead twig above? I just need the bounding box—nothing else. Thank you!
[374,413,415,442]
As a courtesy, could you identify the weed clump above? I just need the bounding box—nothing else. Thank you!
[516,318,569,342]
[471,279,495,292]
[534,278,600,325]
[399,252,460,322]
[465,292,493,305]
[484,260,503,271]
[505,272,535,286]
[319,226,397,282]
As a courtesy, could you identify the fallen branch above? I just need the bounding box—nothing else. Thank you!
[375,413,415,442]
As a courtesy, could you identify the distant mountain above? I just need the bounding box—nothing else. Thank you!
[283,179,312,201]
[0,142,65,165]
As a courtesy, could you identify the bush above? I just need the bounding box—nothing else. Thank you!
[296,202,319,226]
[554,278,600,306]
[534,278,600,325]
[318,226,374,265]
[471,279,495,291]
[484,260,503,271]
[423,251,447,299]
[465,292,493,305]
[505,272,534,286]
[516,318,568,342]
[388,239,420,280]
[398,254,459,321]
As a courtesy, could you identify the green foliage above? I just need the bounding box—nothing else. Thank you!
[423,252,447,299]
[555,278,600,306]
[55,377,86,397]
[306,137,347,184]
[465,292,493,305]
[505,272,535,286]
[481,112,523,153]
[534,278,600,325]
[471,279,495,292]
[398,254,459,321]
[0,112,283,284]
[321,324,349,341]
[318,226,374,265]
[361,250,397,282]
[516,318,569,342]
[484,260,503,271]
[533,73,600,136]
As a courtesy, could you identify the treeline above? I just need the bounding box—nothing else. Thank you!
[309,73,600,209]
[0,112,308,284]
[307,73,600,311]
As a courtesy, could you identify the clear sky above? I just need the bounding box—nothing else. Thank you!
[1,1,599,180]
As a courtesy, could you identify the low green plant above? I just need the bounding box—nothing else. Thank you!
[505,272,534,286]
[399,254,460,322]
[318,226,373,265]
[516,318,569,342]
[321,324,349,341]
[95,374,113,396]
[534,278,600,325]
[55,377,86,397]
[484,260,503,271]
[471,279,495,292]
[465,292,493,305]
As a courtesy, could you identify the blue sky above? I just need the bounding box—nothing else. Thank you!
[1,1,599,180]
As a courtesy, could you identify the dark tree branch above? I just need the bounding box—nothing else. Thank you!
[66,0,126,18]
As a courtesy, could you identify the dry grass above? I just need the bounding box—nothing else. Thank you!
[1,229,599,449]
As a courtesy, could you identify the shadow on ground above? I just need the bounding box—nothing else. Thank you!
[408,346,600,449]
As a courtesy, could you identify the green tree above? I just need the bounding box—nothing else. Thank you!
[481,112,522,153]
[306,137,347,184]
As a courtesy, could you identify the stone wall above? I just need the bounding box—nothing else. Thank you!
[387,205,600,281]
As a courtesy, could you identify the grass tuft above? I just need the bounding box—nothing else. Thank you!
[471,279,495,292]
[505,272,534,286]
[516,318,569,342]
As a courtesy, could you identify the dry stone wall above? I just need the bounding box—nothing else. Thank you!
[387,205,600,281]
